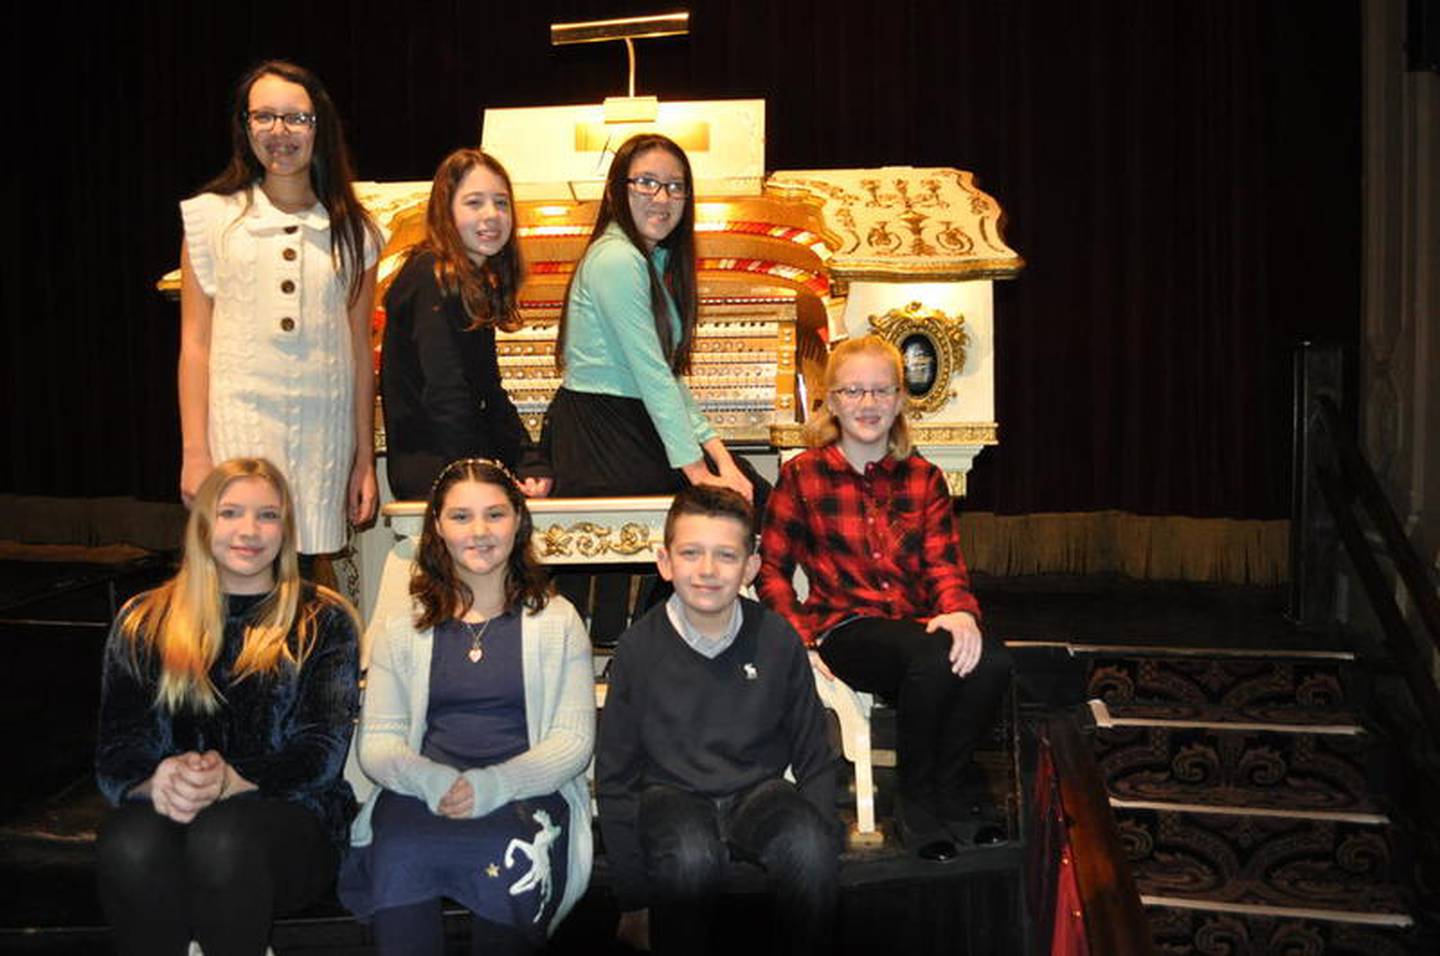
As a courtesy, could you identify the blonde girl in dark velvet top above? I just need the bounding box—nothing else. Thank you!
[95,457,361,956]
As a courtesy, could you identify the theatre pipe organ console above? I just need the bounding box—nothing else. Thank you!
[358,166,1023,489]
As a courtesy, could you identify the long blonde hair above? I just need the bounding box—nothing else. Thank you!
[119,458,353,713]
[803,335,914,457]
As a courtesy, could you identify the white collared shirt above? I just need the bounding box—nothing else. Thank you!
[665,594,743,659]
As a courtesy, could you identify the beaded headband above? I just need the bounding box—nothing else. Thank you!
[429,457,522,499]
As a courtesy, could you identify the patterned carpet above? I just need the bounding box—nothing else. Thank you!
[1082,649,1436,955]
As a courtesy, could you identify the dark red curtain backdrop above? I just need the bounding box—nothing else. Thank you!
[1,1,1358,519]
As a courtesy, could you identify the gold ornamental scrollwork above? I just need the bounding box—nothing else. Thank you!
[909,422,999,445]
[770,421,807,448]
[541,522,657,559]
[868,302,969,415]
[764,168,1024,281]
[611,523,656,556]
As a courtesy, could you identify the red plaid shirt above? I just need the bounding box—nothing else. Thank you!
[757,444,981,647]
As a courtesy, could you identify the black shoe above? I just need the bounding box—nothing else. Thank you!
[916,836,961,861]
[944,814,1009,847]
[937,785,1009,847]
[973,824,1007,846]
[894,793,958,861]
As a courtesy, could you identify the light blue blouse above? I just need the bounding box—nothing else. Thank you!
[560,223,717,467]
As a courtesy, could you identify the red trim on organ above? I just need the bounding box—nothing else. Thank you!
[524,258,827,297]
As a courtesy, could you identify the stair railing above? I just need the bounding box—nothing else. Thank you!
[1307,389,1440,741]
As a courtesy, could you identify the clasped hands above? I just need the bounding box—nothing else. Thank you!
[149,750,249,823]
[437,774,475,819]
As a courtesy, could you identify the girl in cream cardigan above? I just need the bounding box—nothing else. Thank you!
[340,458,593,955]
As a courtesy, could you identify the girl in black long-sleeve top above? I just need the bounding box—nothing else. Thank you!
[381,149,549,501]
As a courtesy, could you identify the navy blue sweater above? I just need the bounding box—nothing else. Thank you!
[595,597,838,908]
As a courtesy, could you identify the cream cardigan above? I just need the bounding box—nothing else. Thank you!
[344,595,595,926]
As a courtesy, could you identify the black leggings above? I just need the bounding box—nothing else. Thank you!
[96,797,337,956]
[818,617,1013,807]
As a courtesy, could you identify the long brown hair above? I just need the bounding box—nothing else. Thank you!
[804,336,914,457]
[411,459,551,630]
[414,148,524,332]
[555,133,698,375]
[201,60,381,307]
[118,458,357,713]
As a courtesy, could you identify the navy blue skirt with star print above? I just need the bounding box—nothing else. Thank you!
[339,790,570,939]
[338,615,569,939]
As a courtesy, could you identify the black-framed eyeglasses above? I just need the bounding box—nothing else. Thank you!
[245,110,318,133]
[830,385,902,403]
[627,175,688,199]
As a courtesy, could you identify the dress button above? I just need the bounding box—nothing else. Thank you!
[280,280,296,294]
[282,248,297,261]
[881,582,890,589]
[280,317,295,332]
[284,225,298,234]
[871,551,881,559]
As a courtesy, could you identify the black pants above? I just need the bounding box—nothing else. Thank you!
[96,797,337,956]
[819,617,1013,813]
[640,780,838,956]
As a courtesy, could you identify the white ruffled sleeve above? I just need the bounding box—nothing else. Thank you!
[179,193,222,297]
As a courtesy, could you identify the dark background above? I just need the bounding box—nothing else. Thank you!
[0,1,1360,520]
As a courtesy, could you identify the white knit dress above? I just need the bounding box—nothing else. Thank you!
[181,186,380,554]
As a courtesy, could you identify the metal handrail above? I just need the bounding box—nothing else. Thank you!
[1308,394,1440,740]
[1314,395,1440,649]
[1314,465,1440,740]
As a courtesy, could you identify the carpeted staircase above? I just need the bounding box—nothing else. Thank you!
[1082,647,1438,955]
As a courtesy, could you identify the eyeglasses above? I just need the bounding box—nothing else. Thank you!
[830,385,902,403]
[627,175,688,199]
[245,110,318,133]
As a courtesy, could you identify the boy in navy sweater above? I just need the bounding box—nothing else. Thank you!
[596,485,840,955]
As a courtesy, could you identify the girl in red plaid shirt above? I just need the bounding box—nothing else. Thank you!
[758,336,1012,858]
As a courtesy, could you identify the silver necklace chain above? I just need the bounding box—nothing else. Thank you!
[462,616,493,663]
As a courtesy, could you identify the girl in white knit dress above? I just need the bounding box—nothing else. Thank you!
[178,60,383,557]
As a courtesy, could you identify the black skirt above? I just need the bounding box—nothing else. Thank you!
[541,387,687,498]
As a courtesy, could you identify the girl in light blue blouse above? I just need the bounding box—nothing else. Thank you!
[542,134,752,502]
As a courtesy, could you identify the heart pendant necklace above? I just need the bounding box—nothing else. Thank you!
[462,617,492,663]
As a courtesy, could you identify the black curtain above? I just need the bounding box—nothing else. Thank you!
[1,1,1359,520]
